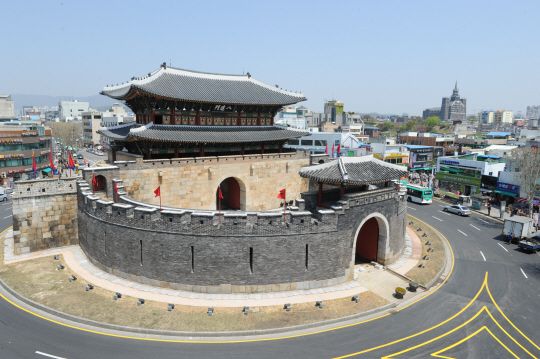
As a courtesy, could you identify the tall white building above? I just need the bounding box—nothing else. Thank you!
[59,100,89,121]
[479,111,495,124]
[0,95,16,120]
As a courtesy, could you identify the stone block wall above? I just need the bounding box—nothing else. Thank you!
[12,178,79,254]
[83,153,309,211]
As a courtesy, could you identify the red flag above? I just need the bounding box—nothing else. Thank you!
[337,144,341,156]
[68,151,75,169]
[277,188,286,200]
[331,143,335,157]
[91,174,97,191]
[154,186,161,197]
[48,149,56,172]
[32,151,37,173]
[113,181,118,201]
[217,186,224,200]
[325,143,328,155]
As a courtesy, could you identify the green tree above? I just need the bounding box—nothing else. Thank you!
[424,116,440,131]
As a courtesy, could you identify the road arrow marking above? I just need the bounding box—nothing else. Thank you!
[457,229,468,237]
[520,268,528,279]
[497,243,509,252]
[470,224,481,231]
[431,216,443,222]
[480,251,486,261]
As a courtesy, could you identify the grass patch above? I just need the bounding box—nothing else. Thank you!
[0,249,388,332]
[405,215,447,287]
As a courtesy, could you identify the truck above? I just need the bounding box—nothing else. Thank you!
[502,215,534,242]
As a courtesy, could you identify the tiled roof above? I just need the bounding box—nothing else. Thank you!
[98,122,137,139]
[101,65,306,106]
[99,123,307,144]
[299,156,408,185]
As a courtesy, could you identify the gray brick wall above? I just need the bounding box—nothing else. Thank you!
[78,183,406,293]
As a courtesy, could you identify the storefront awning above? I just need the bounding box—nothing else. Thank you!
[494,189,518,198]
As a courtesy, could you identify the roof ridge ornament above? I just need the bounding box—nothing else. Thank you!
[337,157,349,182]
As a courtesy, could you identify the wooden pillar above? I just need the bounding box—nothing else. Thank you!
[196,110,201,125]
[317,183,323,207]
[261,143,265,155]
[340,184,345,198]
[241,144,245,156]
[171,105,176,125]
[112,148,117,162]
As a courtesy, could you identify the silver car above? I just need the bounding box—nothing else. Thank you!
[443,204,471,216]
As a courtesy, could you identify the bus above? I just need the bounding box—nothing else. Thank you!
[405,183,433,204]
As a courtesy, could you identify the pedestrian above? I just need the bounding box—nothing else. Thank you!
[487,202,491,216]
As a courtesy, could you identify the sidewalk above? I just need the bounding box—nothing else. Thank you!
[2,228,420,308]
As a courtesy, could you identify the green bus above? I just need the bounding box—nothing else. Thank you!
[403,182,433,204]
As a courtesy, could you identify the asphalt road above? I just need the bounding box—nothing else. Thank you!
[0,200,538,358]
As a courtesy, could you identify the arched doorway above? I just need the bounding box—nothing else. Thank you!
[216,177,244,210]
[92,175,107,192]
[355,217,379,263]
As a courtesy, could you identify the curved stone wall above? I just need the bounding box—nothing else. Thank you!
[77,181,406,293]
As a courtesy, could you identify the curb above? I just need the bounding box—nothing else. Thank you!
[0,224,455,341]
[408,216,453,289]
[0,276,404,339]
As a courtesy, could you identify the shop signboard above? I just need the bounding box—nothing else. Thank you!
[496,182,520,195]
[436,172,481,186]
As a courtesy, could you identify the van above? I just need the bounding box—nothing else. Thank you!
[0,187,8,202]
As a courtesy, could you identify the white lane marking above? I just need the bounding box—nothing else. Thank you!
[470,224,481,231]
[431,216,443,222]
[407,206,417,211]
[480,251,486,261]
[458,229,468,237]
[438,204,446,208]
[35,351,67,359]
[477,218,489,224]
[497,243,509,252]
[520,267,528,279]
[3,215,11,219]
[440,210,451,216]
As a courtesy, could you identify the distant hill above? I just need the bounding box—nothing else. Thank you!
[11,94,124,112]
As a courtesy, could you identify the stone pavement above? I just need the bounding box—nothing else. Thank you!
[2,228,419,308]
[387,229,422,276]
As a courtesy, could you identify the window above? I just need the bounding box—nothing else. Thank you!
[305,244,309,270]
[301,140,313,146]
[314,140,326,146]
[288,139,299,145]
[139,240,143,266]
[249,247,254,274]
[190,246,194,273]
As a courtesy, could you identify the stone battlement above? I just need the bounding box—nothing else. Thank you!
[13,177,79,199]
[77,180,400,237]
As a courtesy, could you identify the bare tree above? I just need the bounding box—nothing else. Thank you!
[45,121,82,147]
[509,146,540,218]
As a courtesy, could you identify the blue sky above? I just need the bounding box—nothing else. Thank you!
[2,0,539,114]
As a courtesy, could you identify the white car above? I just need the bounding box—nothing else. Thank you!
[443,204,471,216]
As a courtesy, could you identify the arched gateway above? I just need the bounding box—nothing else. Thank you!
[352,213,390,264]
[216,177,245,210]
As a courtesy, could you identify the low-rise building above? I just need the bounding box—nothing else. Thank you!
[435,153,506,195]
[285,132,366,156]
[371,143,409,166]
[0,122,53,184]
